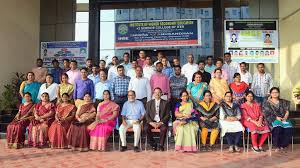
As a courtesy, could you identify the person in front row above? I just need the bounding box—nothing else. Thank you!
[263,87,293,152]
[240,91,270,153]
[173,90,199,152]
[219,91,244,153]
[197,90,220,152]
[144,88,170,151]
[119,90,145,152]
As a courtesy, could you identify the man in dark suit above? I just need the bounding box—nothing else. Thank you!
[145,87,170,151]
[198,60,211,84]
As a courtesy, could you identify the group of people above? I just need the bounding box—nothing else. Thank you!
[6,51,293,153]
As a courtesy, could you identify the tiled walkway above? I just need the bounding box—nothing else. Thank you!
[0,139,299,168]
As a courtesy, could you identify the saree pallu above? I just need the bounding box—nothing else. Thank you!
[67,103,95,151]
[89,101,119,151]
[48,104,76,149]
[28,102,55,147]
[6,103,34,149]
[187,82,208,104]
[21,81,41,104]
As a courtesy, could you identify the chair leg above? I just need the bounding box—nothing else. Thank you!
[247,131,250,153]
[140,133,142,151]
[292,136,294,152]
[268,135,271,155]
[145,136,147,151]
[220,135,223,153]
[242,131,245,153]
[167,132,169,151]
[113,131,115,151]
[119,134,121,151]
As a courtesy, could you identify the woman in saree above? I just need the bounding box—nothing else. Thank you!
[187,71,208,105]
[241,91,270,153]
[57,73,74,104]
[67,92,96,151]
[209,68,230,104]
[89,90,119,151]
[173,90,199,152]
[219,91,244,153]
[229,73,249,105]
[196,90,220,152]
[28,92,55,148]
[263,87,293,152]
[19,72,41,103]
[6,92,34,149]
[37,74,59,103]
[48,93,76,149]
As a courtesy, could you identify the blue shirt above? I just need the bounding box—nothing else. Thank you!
[73,78,94,100]
[51,67,63,84]
[94,80,111,100]
[162,67,174,78]
[121,100,146,120]
[204,65,216,74]
[88,74,100,85]
[110,75,131,100]
[121,62,132,73]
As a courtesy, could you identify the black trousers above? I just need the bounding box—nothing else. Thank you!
[272,127,293,148]
[144,123,168,146]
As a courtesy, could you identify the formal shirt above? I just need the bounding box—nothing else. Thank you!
[143,65,155,80]
[211,68,229,82]
[108,65,118,80]
[251,72,273,97]
[169,75,187,99]
[66,69,81,85]
[204,64,216,74]
[126,68,136,79]
[73,78,94,100]
[154,99,161,122]
[88,74,100,85]
[37,83,59,101]
[150,73,170,98]
[51,67,63,84]
[223,61,239,83]
[95,80,111,100]
[198,70,212,84]
[128,77,152,101]
[110,75,131,100]
[121,62,132,73]
[121,100,146,120]
[162,66,174,78]
[181,63,198,83]
[32,67,48,83]
[238,70,252,85]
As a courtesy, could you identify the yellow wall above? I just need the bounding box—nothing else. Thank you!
[278,0,300,109]
[0,0,40,90]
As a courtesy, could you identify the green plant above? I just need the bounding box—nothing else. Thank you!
[0,84,19,111]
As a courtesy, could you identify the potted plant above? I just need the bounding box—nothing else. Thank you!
[293,86,300,111]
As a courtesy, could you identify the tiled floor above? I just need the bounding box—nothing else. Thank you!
[0,139,299,168]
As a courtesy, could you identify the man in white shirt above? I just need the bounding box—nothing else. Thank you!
[127,60,137,79]
[223,52,239,83]
[128,66,152,105]
[181,54,198,83]
[107,56,119,80]
[238,62,252,87]
[143,56,155,80]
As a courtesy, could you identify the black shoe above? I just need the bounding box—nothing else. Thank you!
[120,146,127,152]
[157,144,164,151]
[252,147,260,153]
[151,144,157,151]
[258,147,266,152]
[134,146,140,152]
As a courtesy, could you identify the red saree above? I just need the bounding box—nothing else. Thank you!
[6,103,34,149]
[48,103,76,149]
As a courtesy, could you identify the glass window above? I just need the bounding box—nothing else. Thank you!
[76,0,89,3]
[101,10,115,22]
[75,23,88,41]
[76,12,89,23]
[100,22,115,50]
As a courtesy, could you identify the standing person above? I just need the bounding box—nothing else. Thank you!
[37,74,59,102]
[67,93,96,151]
[173,90,199,152]
[99,59,108,75]
[19,72,41,103]
[169,65,187,121]
[144,88,170,151]
[137,50,146,67]
[219,91,245,153]
[110,65,131,110]
[128,66,152,105]
[6,92,34,149]
[154,51,171,67]
[85,58,93,75]
[89,90,120,151]
[66,60,81,85]
[211,58,228,82]
[181,54,198,83]
[94,70,111,104]
[172,57,180,67]
[73,68,94,107]
[229,73,249,105]
[251,63,274,104]
[126,60,137,79]
[241,91,270,152]
[263,87,293,151]
[238,62,252,86]
[62,59,71,74]
[48,93,76,149]
[223,52,239,84]
[150,62,170,100]
[204,56,216,73]
[187,72,208,105]
[88,65,100,85]
[209,68,230,104]
[108,56,119,80]
[161,57,173,78]
[198,60,211,84]
[57,73,74,103]
[121,52,132,73]
[51,59,63,84]
[32,58,48,83]
[27,93,55,148]
[119,90,145,152]
[143,56,155,80]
